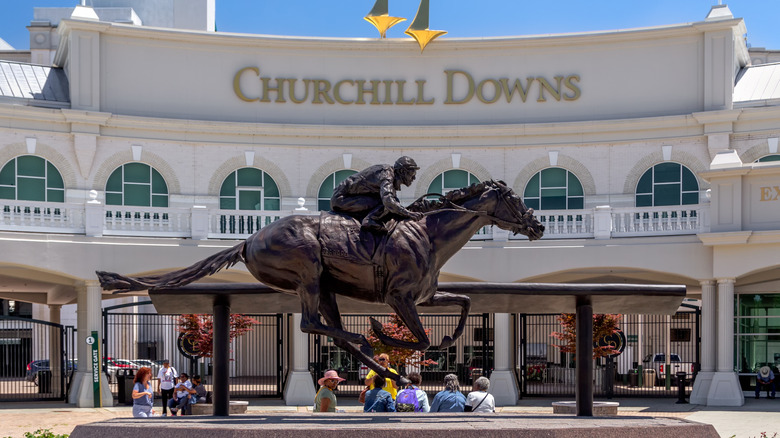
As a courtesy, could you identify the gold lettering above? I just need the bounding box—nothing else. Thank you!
[499,77,533,103]
[311,80,334,104]
[355,80,382,105]
[334,79,355,104]
[476,79,501,104]
[416,80,434,105]
[760,187,772,201]
[537,76,564,102]
[395,80,416,105]
[287,79,311,104]
[776,186,780,199]
[261,77,286,103]
[233,67,260,102]
[444,70,475,104]
[383,80,394,105]
[563,75,581,101]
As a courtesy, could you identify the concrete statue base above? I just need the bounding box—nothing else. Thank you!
[284,371,317,406]
[705,372,745,406]
[68,371,114,408]
[487,370,518,406]
[689,371,714,405]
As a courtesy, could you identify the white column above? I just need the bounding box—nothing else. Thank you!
[283,313,316,406]
[69,281,113,407]
[488,313,518,406]
[690,280,715,404]
[706,278,744,406]
[48,305,63,396]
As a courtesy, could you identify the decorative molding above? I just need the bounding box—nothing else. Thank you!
[207,155,291,197]
[92,150,181,194]
[514,154,597,196]
[305,157,370,198]
[414,157,492,198]
[0,141,78,189]
[697,231,752,246]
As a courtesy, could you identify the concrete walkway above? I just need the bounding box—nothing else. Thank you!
[0,397,778,438]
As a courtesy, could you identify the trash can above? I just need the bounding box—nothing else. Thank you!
[117,369,136,405]
[628,369,639,387]
[37,370,52,393]
[643,369,656,387]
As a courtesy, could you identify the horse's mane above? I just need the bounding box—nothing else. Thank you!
[408,180,499,213]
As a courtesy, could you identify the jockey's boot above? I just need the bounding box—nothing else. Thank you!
[361,216,388,234]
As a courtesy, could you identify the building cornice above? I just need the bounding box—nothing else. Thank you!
[698,231,752,246]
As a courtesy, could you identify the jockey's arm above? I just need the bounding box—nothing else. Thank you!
[379,176,422,220]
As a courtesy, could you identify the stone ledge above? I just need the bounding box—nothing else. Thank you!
[553,401,619,416]
[189,400,248,415]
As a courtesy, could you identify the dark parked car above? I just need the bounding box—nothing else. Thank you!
[26,359,77,385]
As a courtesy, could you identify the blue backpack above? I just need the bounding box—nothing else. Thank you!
[396,387,421,412]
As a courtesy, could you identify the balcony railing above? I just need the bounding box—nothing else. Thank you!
[0,200,710,241]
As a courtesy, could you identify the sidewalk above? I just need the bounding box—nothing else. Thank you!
[0,397,778,438]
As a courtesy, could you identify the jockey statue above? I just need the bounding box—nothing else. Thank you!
[331,156,423,232]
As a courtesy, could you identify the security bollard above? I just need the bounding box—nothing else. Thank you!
[676,371,688,404]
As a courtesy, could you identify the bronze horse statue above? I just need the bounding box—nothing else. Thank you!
[98,179,544,385]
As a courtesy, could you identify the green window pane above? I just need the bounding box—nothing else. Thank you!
[265,198,280,210]
[318,199,331,211]
[151,169,167,194]
[151,195,168,208]
[263,174,280,197]
[237,168,263,187]
[568,173,583,196]
[318,177,335,198]
[220,173,236,197]
[47,189,64,203]
[541,168,566,187]
[17,156,45,177]
[124,163,150,184]
[569,197,584,209]
[0,162,15,185]
[525,199,540,210]
[636,194,652,207]
[124,184,151,206]
[443,170,468,188]
[654,184,681,206]
[17,177,45,201]
[524,174,540,198]
[654,162,680,183]
[637,170,653,194]
[471,175,480,183]
[757,155,780,162]
[239,190,263,210]
[46,162,64,189]
[682,167,698,192]
[682,192,699,205]
[105,193,122,205]
[427,174,443,195]
[0,186,14,199]
[335,170,356,182]
[541,188,566,210]
[220,198,236,210]
[106,169,123,192]
[541,188,566,198]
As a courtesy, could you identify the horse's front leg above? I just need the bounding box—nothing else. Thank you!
[419,291,471,349]
[369,291,431,351]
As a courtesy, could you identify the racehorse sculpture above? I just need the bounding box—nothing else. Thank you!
[98,179,544,385]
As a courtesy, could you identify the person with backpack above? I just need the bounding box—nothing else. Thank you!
[363,375,396,412]
[395,372,430,412]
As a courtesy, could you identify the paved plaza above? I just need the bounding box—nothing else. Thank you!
[0,397,778,438]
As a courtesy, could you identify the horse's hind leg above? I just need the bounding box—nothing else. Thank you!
[419,291,471,349]
[369,293,431,351]
[298,283,371,350]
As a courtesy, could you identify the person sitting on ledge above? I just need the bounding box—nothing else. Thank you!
[314,370,346,413]
[756,366,776,399]
[430,374,466,412]
[363,375,396,412]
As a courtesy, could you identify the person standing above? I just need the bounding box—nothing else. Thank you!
[430,374,466,412]
[365,354,399,400]
[756,366,776,399]
[465,377,495,413]
[156,359,178,416]
[314,370,346,412]
[131,367,155,418]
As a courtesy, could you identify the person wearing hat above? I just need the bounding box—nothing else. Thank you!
[156,359,178,416]
[756,366,776,399]
[314,370,346,412]
[330,156,423,233]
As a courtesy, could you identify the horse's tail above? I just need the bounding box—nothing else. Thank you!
[96,242,246,293]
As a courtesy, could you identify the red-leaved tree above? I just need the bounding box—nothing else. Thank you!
[550,313,622,359]
[177,314,259,358]
[365,314,437,370]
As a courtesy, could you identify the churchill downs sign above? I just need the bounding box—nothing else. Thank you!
[233,67,581,106]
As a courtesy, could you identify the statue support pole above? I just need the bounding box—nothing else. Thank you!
[213,296,231,416]
[576,296,593,417]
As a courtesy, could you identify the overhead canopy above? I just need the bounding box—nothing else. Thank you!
[148,282,686,315]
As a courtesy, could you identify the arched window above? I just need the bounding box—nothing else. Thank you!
[427,169,480,196]
[220,168,280,211]
[635,163,698,207]
[0,155,65,202]
[523,168,583,210]
[105,163,168,207]
[756,155,780,163]
[318,170,357,211]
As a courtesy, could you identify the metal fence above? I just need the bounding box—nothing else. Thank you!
[309,313,494,396]
[103,302,287,399]
[0,316,76,401]
[520,310,700,398]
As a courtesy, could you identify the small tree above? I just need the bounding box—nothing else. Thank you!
[365,314,437,370]
[550,313,622,359]
[177,314,259,358]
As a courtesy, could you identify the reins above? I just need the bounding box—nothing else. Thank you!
[412,188,528,231]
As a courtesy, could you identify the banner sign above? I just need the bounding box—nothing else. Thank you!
[89,331,101,408]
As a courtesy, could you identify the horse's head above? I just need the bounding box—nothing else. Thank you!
[485,180,545,241]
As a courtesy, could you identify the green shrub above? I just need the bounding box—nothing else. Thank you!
[2,429,69,438]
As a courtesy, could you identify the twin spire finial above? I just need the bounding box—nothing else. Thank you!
[364,0,447,53]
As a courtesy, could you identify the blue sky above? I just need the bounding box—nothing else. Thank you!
[2,1,780,51]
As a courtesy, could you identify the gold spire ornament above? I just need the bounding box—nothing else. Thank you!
[405,0,447,53]
[364,0,406,38]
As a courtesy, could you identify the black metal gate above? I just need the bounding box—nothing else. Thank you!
[0,316,75,401]
[520,309,701,398]
[309,313,493,396]
[103,301,286,398]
